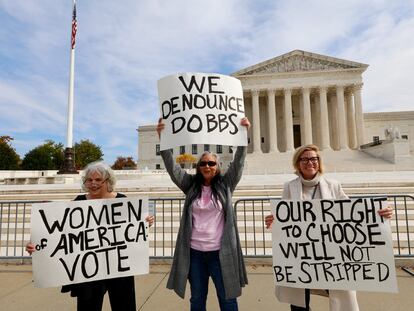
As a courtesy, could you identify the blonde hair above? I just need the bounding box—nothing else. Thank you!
[292,144,324,175]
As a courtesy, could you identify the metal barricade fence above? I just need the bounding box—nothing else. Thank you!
[0,200,40,259]
[0,198,186,260]
[150,197,185,258]
[0,195,413,260]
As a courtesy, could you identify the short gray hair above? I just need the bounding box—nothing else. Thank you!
[81,161,117,192]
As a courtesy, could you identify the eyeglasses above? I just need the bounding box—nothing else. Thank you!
[83,178,108,185]
[199,161,217,167]
[299,157,319,165]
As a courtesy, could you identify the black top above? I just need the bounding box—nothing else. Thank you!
[74,193,126,201]
[61,192,127,296]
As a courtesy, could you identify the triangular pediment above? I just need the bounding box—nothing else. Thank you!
[233,50,368,76]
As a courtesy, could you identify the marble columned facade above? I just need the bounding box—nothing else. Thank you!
[232,50,369,154]
[243,84,365,153]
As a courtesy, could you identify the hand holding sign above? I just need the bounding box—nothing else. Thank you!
[240,117,251,130]
[156,118,164,139]
[157,72,247,150]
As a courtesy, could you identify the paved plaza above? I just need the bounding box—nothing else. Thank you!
[1,170,413,310]
[1,262,413,311]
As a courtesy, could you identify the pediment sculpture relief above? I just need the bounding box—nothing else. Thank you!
[244,55,356,75]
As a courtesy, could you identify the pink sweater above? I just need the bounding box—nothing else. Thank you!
[190,185,225,251]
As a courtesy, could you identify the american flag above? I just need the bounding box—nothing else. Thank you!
[71,1,77,49]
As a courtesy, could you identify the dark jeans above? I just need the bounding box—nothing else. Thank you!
[290,288,310,311]
[76,276,136,311]
[189,248,238,311]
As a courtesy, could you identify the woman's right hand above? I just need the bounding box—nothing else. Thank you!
[265,214,274,229]
[156,118,165,139]
[26,242,36,255]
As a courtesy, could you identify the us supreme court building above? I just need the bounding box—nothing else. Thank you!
[137,50,414,172]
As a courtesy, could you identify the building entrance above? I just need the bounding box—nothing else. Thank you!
[293,124,301,148]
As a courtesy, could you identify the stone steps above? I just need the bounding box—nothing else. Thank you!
[244,149,414,174]
[0,184,413,201]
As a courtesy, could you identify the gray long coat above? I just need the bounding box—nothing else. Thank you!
[161,146,248,300]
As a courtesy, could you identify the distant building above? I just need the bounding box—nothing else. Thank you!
[137,50,414,171]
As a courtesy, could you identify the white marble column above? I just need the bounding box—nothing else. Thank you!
[252,89,262,153]
[312,92,321,147]
[301,87,312,145]
[345,89,357,149]
[354,84,365,148]
[319,86,331,150]
[329,94,339,150]
[267,89,278,153]
[336,85,348,150]
[284,88,294,151]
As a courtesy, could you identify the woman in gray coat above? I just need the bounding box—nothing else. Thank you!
[156,117,250,311]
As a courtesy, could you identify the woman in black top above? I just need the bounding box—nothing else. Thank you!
[27,161,154,311]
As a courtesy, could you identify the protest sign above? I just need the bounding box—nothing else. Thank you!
[271,197,398,293]
[30,197,149,288]
[157,72,247,150]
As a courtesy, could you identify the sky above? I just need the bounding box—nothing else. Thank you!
[1,0,413,164]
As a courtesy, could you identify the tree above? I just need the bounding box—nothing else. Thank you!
[73,139,103,169]
[21,140,64,170]
[176,153,197,168]
[0,136,13,144]
[0,136,21,169]
[111,156,137,170]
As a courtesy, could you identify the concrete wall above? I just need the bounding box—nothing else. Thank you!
[0,170,58,179]
[364,111,414,153]
[362,139,411,163]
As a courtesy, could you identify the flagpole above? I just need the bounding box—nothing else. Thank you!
[59,0,78,174]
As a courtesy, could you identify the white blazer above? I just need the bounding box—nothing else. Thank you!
[275,175,360,311]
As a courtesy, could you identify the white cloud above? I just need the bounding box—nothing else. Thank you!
[1,0,413,163]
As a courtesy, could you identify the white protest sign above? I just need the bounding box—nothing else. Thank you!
[271,197,398,293]
[30,197,149,288]
[157,72,247,150]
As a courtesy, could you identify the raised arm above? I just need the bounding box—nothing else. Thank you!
[157,118,193,193]
[223,117,250,193]
[160,148,193,194]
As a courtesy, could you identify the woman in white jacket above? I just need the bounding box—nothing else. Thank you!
[265,144,393,311]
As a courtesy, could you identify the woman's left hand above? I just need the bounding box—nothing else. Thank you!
[26,242,36,255]
[240,117,251,130]
[145,215,155,227]
[378,207,393,219]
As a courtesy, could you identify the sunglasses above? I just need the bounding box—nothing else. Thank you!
[199,161,217,167]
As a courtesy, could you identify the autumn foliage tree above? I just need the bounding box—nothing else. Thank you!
[176,153,197,168]
[111,156,137,170]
